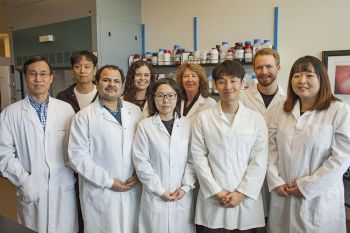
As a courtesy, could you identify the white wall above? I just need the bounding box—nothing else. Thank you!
[142,0,275,52]
[142,0,350,90]
[278,0,350,89]
[6,0,96,30]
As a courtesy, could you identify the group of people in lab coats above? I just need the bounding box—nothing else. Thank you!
[1,48,350,233]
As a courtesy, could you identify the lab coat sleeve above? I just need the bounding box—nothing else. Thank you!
[297,104,350,199]
[132,122,166,196]
[236,117,268,200]
[68,113,114,189]
[191,115,221,199]
[63,107,75,167]
[0,109,30,188]
[181,140,197,190]
[267,110,287,191]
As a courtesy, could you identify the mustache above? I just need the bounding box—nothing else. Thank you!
[257,74,273,79]
[104,87,118,91]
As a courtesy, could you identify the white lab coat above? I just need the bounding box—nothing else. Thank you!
[267,100,350,233]
[0,96,77,233]
[133,114,196,233]
[191,102,268,230]
[141,100,150,118]
[68,98,142,233]
[240,83,285,216]
[180,95,217,125]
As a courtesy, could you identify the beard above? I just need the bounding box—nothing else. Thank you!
[257,75,276,87]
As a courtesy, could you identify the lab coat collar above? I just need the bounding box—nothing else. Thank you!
[214,101,248,126]
[251,83,285,105]
[23,95,50,133]
[94,97,126,126]
[152,113,180,136]
[181,94,205,118]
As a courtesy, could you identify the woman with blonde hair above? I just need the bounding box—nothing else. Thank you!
[175,63,216,123]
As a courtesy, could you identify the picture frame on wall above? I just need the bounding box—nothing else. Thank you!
[322,50,350,182]
[322,50,350,106]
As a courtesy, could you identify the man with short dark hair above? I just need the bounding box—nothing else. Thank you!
[68,65,142,233]
[57,50,98,112]
[0,57,77,233]
[192,60,268,233]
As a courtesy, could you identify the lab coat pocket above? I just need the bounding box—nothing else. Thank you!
[17,176,39,203]
[301,197,322,227]
[87,186,112,208]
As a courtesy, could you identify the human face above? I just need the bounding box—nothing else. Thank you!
[25,61,53,97]
[291,67,320,105]
[154,84,177,118]
[215,75,243,103]
[134,65,151,91]
[72,56,96,85]
[182,68,200,94]
[254,55,280,87]
[97,68,123,102]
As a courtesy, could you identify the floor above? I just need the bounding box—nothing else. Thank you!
[1,177,350,232]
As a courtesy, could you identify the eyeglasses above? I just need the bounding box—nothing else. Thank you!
[26,72,51,78]
[154,92,177,101]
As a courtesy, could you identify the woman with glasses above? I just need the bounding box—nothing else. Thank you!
[267,56,350,233]
[175,63,216,123]
[133,78,196,233]
[123,60,156,118]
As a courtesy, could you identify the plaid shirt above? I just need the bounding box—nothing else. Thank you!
[28,95,49,130]
[100,98,123,125]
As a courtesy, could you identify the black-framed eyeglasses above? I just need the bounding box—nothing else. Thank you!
[154,92,177,101]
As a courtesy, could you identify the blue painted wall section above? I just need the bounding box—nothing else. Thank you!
[194,16,198,51]
[273,6,279,51]
[142,24,145,56]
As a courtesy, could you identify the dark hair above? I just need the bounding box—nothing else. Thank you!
[95,65,125,83]
[70,50,98,67]
[284,56,339,112]
[148,78,182,117]
[23,56,52,75]
[123,60,156,103]
[212,60,245,82]
[175,63,210,99]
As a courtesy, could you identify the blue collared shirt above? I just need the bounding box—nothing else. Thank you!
[100,98,123,125]
[28,95,49,130]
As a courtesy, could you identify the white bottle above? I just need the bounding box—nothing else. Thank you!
[158,48,164,65]
[220,41,229,62]
[207,73,213,93]
[210,48,219,64]
[262,39,273,49]
[164,49,171,65]
[252,39,262,58]
[200,50,208,64]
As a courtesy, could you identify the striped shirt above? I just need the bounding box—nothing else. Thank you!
[28,95,49,130]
